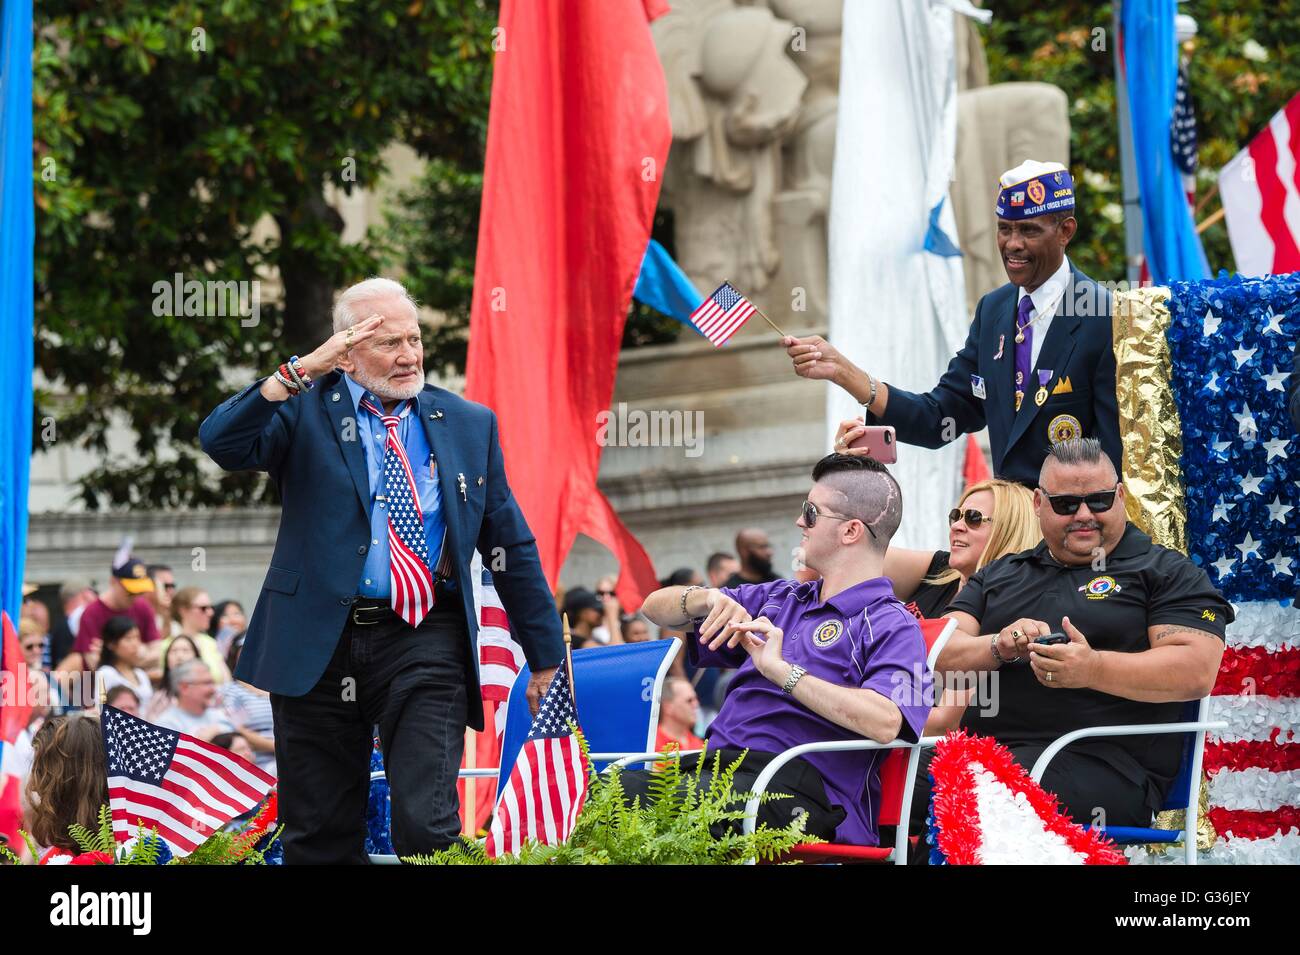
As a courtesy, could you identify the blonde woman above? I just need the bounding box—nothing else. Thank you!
[834,420,1042,734]
[834,419,1041,615]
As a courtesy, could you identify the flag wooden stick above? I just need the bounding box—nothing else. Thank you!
[562,612,576,704]
[1196,205,1226,235]
[1193,180,1220,217]
[753,305,789,339]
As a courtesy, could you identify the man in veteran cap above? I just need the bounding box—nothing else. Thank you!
[784,160,1122,488]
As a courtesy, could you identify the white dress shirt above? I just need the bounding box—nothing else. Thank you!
[1015,255,1073,370]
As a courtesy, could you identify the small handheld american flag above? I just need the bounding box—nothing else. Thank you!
[101,705,276,857]
[483,661,588,857]
[689,281,761,346]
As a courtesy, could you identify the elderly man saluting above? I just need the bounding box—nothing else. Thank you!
[910,437,1230,836]
[637,454,932,846]
[200,278,563,863]
[784,160,1121,488]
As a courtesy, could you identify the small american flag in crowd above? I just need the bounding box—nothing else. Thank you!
[101,705,276,857]
[484,661,587,857]
[689,281,757,346]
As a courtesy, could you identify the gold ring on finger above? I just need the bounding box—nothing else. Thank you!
[1046,672,1053,683]
[1012,629,1022,640]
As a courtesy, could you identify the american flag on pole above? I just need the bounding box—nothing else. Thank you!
[477,566,526,728]
[101,705,276,857]
[1218,92,1300,278]
[458,563,527,834]
[688,281,757,346]
[483,661,587,857]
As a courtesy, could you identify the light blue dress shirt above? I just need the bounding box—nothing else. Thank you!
[344,374,447,598]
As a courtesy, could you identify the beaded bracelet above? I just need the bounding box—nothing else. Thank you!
[273,367,299,394]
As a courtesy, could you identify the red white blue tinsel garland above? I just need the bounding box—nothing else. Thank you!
[928,732,1128,865]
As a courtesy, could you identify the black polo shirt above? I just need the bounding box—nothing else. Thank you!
[949,522,1233,807]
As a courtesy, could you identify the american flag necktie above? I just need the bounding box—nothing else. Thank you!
[360,397,436,627]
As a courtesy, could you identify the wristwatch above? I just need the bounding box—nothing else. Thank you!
[782,664,807,695]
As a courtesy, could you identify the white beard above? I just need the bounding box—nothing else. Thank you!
[350,365,425,402]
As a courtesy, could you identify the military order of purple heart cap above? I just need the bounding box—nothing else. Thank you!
[995,159,1075,221]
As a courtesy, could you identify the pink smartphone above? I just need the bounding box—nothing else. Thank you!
[847,425,897,463]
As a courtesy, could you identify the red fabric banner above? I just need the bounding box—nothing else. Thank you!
[465,0,671,610]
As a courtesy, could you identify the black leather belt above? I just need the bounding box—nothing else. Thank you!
[349,581,457,626]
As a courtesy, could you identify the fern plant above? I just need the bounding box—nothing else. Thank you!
[2,799,283,865]
[406,744,819,865]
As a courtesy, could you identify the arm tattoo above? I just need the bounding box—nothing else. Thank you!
[1151,624,1219,643]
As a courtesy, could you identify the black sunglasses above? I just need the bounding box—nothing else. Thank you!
[801,500,877,540]
[1038,486,1118,516]
[948,508,993,528]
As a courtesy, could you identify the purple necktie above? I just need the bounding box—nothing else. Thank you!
[1014,295,1034,412]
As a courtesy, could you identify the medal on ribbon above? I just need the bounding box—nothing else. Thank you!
[1034,369,1053,407]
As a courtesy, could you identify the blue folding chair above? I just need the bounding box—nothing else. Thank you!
[495,638,682,786]
[367,638,681,862]
[1029,697,1226,864]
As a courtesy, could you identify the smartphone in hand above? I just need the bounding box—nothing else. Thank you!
[846,425,897,463]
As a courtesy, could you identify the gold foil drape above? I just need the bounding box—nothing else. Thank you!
[1112,288,1187,554]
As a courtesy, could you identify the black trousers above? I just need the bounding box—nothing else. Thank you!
[270,609,470,864]
[619,748,847,841]
[906,741,1155,863]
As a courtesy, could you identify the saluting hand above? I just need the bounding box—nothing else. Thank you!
[298,313,385,378]
[1028,616,1100,689]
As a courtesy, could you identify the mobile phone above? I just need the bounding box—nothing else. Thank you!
[846,425,897,463]
[1034,632,1069,646]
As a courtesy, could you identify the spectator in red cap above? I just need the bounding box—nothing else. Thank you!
[71,557,161,665]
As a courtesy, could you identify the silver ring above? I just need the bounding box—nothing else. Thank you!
[1046,672,1054,683]
[345,327,355,344]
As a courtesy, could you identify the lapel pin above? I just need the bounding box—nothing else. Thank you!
[457,472,468,501]
[477,475,484,486]
[332,392,341,402]
[431,409,444,419]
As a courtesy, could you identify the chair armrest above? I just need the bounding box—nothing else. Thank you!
[596,750,702,772]
[1028,721,1228,783]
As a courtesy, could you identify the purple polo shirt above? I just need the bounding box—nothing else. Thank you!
[690,577,932,846]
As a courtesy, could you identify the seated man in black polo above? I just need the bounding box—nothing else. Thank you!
[913,437,1230,833]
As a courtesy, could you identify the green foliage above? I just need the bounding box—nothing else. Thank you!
[4,804,282,865]
[404,746,816,865]
[35,0,499,509]
[982,1,1300,279]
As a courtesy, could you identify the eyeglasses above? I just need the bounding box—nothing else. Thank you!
[596,590,616,597]
[162,582,176,592]
[1038,485,1119,516]
[193,604,214,613]
[801,500,877,540]
[22,640,45,652]
[948,508,994,528]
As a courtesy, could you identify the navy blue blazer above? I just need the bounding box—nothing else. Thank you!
[868,265,1122,486]
[198,372,565,729]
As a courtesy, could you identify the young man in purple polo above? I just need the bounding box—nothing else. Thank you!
[639,453,933,845]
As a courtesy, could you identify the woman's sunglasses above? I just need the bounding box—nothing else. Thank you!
[1038,486,1118,516]
[948,508,993,528]
[801,500,877,539]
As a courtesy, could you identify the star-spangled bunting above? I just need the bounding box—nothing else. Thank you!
[1167,273,1300,599]
[101,705,275,856]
